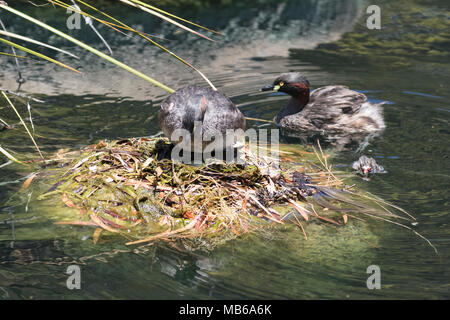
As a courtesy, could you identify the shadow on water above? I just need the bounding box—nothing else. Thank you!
[0,0,449,299]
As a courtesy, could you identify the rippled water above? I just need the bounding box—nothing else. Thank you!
[0,0,449,299]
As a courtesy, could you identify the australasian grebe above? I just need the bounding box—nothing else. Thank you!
[261,72,386,143]
[158,85,246,150]
[352,155,386,180]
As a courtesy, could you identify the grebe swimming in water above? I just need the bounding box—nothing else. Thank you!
[261,72,386,147]
[352,155,386,180]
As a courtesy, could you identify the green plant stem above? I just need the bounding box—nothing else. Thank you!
[1,91,44,160]
[0,4,175,93]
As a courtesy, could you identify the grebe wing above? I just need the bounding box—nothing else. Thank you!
[308,85,367,115]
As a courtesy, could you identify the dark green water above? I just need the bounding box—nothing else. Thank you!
[0,0,449,299]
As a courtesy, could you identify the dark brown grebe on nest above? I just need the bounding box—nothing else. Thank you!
[261,72,386,148]
[158,85,246,157]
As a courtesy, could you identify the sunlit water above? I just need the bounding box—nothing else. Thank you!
[0,0,448,299]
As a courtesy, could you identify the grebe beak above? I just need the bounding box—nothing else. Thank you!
[261,85,274,92]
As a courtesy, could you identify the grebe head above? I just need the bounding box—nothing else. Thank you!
[261,72,310,105]
[361,165,373,177]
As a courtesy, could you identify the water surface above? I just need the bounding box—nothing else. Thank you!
[0,0,448,299]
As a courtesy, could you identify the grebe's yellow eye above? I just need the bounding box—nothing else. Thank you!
[279,81,284,86]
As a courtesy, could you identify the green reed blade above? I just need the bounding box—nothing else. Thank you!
[0,4,175,93]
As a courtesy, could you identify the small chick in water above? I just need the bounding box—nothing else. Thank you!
[352,155,386,181]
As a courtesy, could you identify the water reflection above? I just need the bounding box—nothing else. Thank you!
[1,0,364,97]
[0,0,449,299]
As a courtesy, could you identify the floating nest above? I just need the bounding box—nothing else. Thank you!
[34,137,432,251]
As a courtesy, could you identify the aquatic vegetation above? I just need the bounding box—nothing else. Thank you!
[0,0,224,92]
[0,0,224,171]
[0,1,440,256]
[27,138,429,251]
[296,0,450,67]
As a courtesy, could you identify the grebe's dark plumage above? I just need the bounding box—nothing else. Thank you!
[262,72,385,142]
[158,85,245,149]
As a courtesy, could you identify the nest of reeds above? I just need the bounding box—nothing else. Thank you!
[36,137,433,251]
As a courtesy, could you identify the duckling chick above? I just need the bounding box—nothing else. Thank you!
[261,72,386,146]
[158,85,246,153]
[352,155,386,180]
